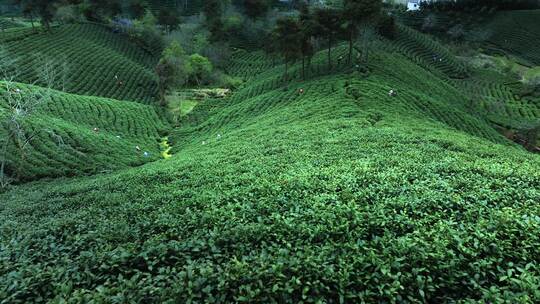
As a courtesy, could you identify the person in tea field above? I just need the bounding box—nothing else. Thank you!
[114,75,124,86]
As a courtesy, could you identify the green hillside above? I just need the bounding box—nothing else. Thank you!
[2,34,540,302]
[393,25,469,78]
[0,23,159,103]
[483,10,540,66]
[0,82,167,181]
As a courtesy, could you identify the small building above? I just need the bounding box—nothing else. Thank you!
[407,0,421,11]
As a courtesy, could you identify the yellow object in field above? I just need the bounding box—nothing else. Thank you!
[160,137,172,160]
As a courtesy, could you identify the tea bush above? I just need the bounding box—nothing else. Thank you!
[393,25,469,79]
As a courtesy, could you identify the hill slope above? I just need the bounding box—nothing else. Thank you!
[484,10,540,66]
[0,23,159,103]
[1,38,539,303]
[0,82,167,181]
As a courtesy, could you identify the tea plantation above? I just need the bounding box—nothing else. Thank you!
[484,10,540,66]
[0,82,168,181]
[1,24,540,302]
[0,23,159,103]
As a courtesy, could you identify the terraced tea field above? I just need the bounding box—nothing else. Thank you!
[393,25,469,78]
[454,73,540,127]
[0,82,167,180]
[484,10,540,66]
[0,23,159,103]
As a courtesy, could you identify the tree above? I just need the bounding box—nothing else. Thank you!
[20,1,36,30]
[263,31,279,67]
[158,8,181,33]
[299,3,316,79]
[188,54,213,86]
[81,0,122,21]
[343,0,382,64]
[127,0,148,19]
[55,4,82,24]
[203,0,228,41]
[272,17,302,82]
[155,41,190,104]
[16,0,58,31]
[313,7,341,71]
[357,24,377,63]
[243,0,271,19]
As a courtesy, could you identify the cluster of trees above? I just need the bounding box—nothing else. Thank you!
[11,0,182,32]
[420,0,540,12]
[155,41,214,103]
[268,0,394,81]
[202,0,277,43]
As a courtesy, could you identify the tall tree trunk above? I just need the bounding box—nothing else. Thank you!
[365,46,369,63]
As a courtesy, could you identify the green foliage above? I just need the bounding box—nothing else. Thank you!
[272,16,302,80]
[482,10,540,66]
[0,6,540,303]
[393,25,469,78]
[0,82,167,181]
[156,41,190,101]
[243,0,272,19]
[203,0,230,41]
[157,8,181,33]
[2,37,540,302]
[0,23,160,103]
[188,54,213,85]
[127,0,149,19]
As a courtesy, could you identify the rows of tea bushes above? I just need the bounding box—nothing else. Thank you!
[0,18,26,30]
[221,42,500,145]
[0,82,167,181]
[485,10,540,66]
[2,45,540,302]
[393,25,469,79]
[226,49,277,80]
[0,23,159,103]
[452,69,540,132]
